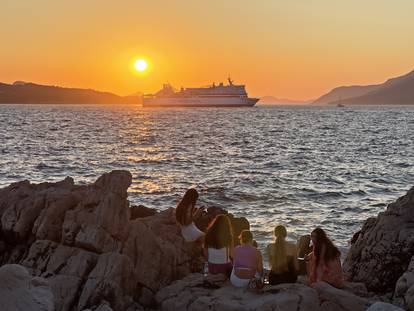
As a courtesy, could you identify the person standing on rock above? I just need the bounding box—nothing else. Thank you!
[204,214,234,277]
[175,188,205,242]
[306,227,344,288]
[267,225,298,285]
[230,230,264,287]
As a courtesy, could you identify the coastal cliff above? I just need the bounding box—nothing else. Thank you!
[0,171,412,310]
[0,81,141,105]
[312,69,414,105]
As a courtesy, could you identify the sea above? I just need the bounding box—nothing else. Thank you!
[1,104,413,259]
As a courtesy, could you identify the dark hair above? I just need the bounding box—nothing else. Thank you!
[204,215,233,249]
[232,217,250,246]
[312,228,341,266]
[297,234,311,258]
[272,225,288,271]
[175,188,199,225]
[239,230,253,244]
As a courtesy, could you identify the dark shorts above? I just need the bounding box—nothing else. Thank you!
[208,262,233,277]
[268,270,297,285]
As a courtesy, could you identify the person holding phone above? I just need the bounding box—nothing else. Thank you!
[175,188,205,242]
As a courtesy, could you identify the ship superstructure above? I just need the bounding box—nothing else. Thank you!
[143,78,258,107]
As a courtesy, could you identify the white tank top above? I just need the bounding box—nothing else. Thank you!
[180,222,204,242]
[208,247,230,264]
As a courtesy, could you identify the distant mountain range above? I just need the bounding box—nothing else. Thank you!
[259,96,313,105]
[0,81,142,105]
[313,69,414,105]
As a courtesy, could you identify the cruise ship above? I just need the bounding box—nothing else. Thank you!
[142,78,259,107]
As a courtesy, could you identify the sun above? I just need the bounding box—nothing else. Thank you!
[134,59,148,72]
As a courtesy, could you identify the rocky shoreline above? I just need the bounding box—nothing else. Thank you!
[0,170,412,310]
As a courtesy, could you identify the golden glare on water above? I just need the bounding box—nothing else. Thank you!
[134,59,148,72]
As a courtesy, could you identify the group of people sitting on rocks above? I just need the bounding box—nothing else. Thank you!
[175,188,344,289]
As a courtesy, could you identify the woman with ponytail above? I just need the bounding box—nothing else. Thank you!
[266,225,298,285]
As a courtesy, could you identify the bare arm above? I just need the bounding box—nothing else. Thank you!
[192,207,203,219]
[256,249,264,276]
[229,245,234,262]
[267,245,273,269]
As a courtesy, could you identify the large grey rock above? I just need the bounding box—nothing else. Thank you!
[394,255,414,310]
[122,209,201,293]
[77,253,136,311]
[156,273,321,311]
[0,171,203,311]
[313,282,371,311]
[366,302,405,311]
[344,186,414,293]
[0,264,54,311]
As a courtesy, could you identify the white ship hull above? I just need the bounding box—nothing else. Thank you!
[143,96,259,107]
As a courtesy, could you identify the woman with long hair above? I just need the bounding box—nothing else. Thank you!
[204,214,234,277]
[230,230,263,287]
[175,188,205,242]
[267,225,298,285]
[306,227,344,288]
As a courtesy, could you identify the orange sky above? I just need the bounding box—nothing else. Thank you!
[1,0,413,100]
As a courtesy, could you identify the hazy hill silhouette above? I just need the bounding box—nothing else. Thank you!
[313,70,414,105]
[312,85,381,105]
[0,81,142,105]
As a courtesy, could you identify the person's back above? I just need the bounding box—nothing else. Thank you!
[267,241,297,273]
[267,225,298,285]
[230,230,263,288]
[204,215,233,277]
[306,251,343,287]
[234,244,257,271]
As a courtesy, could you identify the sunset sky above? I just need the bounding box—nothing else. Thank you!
[1,0,414,100]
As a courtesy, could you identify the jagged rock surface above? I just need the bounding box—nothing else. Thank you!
[343,186,414,293]
[394,255,414,310]
[366,302,405,311]
[155,273,382,311]
[0,171,203,311]
[0,264,54,311]
[156,273,322,311]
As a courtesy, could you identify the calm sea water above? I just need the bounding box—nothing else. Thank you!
[1,104,413,257]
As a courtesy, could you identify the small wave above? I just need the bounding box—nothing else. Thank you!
[127,156,169,164]
[300,187,318,193]
[394,162,411,168]
[200,186,226,194]
[287,219,305,225]
[345,189,367,196]
[35,163,57,170]
[307,191,344,199]
[324,177,345,185]
[343,207,364,213]
[372,178,391,184]
[318,126,336,130]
